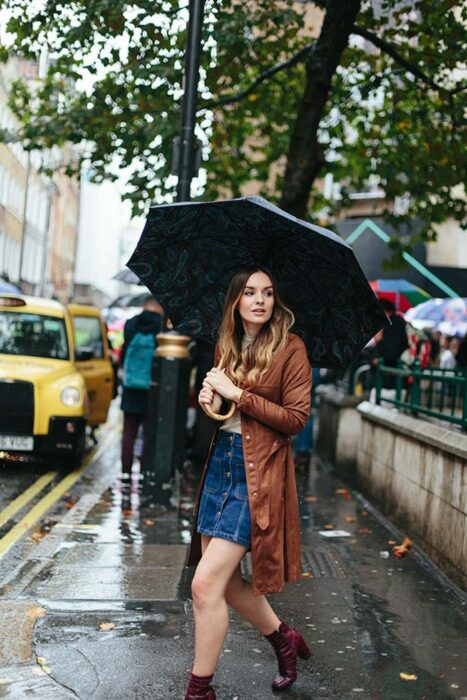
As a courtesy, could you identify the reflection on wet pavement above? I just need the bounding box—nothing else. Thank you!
[0,441,466,699]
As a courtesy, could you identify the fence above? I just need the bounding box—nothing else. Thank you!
[374,361,467,433]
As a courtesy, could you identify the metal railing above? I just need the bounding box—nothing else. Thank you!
[375,361,467,433]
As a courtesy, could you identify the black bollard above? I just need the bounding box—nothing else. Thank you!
[141,332,191,507]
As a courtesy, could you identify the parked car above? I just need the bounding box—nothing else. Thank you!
[0,294,114,469]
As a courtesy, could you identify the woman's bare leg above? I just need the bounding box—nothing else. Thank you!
[191,536,247,676]
[225,565,280,635]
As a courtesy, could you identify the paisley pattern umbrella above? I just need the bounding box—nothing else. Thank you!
[370,279,431,312]
[127,196,388,369]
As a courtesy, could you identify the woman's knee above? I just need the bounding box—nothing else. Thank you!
[191,570,217,608]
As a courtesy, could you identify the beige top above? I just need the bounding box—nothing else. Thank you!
[220,334,255,434]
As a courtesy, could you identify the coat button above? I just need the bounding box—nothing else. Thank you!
[252,491,257,497]
[246,435,251,440]
[249,462,253,468]
[226,471,231,477]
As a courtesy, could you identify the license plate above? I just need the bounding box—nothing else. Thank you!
[0,435,34,451]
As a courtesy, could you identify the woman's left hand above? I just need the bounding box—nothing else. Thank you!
[205,368,243,403]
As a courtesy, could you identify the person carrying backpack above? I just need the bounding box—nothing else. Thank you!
[120,295,163,476]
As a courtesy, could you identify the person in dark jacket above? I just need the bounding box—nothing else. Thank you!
[120,295,163,475]
[375,299,409,388]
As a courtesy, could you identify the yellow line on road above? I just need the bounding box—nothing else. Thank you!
[0,471,57,529]
[0,432,114,559]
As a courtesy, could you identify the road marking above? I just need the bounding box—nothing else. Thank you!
[0,471,57,529]
[0,432,114,559]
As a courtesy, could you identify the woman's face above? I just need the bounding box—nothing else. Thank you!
[238,271,275,329]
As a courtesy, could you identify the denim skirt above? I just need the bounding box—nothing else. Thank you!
[196,431,251,548]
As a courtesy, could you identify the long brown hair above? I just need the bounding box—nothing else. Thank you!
[218,268,294,388]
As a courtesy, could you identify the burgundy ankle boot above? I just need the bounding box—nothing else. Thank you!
[265,621,311,691]
[184,672,216,699]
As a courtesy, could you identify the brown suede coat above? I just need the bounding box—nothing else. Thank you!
[187,333,312,595]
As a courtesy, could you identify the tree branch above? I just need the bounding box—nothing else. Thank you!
[197,41,314,111]
[352,25,465,96]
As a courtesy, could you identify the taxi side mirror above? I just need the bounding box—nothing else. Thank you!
[75,346,94,361]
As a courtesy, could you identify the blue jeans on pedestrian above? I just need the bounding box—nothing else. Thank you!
[293,415,314,454]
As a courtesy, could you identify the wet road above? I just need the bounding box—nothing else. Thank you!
[0,427,466,699]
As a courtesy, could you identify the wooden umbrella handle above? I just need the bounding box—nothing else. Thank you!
[201,400,236,422]
[200,363,237,421]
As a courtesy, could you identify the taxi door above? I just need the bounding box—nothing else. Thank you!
[67,304,114,426]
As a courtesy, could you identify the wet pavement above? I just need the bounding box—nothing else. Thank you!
[0,430,466,699]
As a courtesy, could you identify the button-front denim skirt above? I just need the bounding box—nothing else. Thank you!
[196,431,251,548]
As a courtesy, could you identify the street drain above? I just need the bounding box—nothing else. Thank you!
[301,547,347,578]
[241,546,347,579]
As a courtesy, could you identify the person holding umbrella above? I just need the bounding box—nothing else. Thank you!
[127,195,388,698]
[184,268,312,699]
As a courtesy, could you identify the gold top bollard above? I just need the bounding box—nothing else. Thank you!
[155,332,191,359]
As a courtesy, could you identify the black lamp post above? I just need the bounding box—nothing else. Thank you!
[177,0,205,202]
[141,0,205,506]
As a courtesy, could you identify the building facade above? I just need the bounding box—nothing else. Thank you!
[0,57,80,302]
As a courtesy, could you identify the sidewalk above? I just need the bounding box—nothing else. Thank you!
[0,433,466,700]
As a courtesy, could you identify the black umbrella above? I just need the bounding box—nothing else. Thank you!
[127,196,388,369]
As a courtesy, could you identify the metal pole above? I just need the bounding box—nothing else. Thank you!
[176,0,205,202]
[142,333,191,507]
[39,182,55,297]
[18,150,32,285]
[141,1,204,504]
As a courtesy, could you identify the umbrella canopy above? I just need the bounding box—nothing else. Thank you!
[112,268,141,284]
[370,279,431,312]
[405,297,467,337]
[127,196,388,368]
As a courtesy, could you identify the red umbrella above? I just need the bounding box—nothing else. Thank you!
[370,279,431,312]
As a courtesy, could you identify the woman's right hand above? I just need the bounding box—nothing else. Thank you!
[199,382,222,412]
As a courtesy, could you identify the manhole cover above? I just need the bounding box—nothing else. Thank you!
[241,546,346,579]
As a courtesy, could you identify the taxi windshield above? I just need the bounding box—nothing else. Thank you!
[0,312,69,360]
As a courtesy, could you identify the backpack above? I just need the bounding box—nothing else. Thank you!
[123,332,156,390]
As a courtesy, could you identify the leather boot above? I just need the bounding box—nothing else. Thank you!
[265,621,311,691]
[184,672,216,699]
[279,621,311,661]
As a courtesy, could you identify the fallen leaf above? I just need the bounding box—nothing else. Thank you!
[99,622,116,631]
[301,572,314,578]
[29,531,44,543]
[36,657,46,665]
[342,515,356,523]
[323,524,336,529]
[122,509,133,517]
[392,538,412,558]
[361,510,368,517]
[358,528,372,535]
[143,519,155,526]
[388,539,397,545]
[304,495,318,502]
[26,606,46,619]
[400,672,418,681]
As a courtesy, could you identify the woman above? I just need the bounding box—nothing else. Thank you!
[184,268,312,699]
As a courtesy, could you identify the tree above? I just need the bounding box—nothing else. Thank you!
[1,0,465,250]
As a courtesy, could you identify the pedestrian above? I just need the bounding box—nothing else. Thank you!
[120,295,163,477]
[376,300,409,370]
[439,334,458,370]
[293,367,321,469]
[184,268,312,699]
[455,335,467,367]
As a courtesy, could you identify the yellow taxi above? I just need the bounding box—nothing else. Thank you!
[0,294,114,469]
